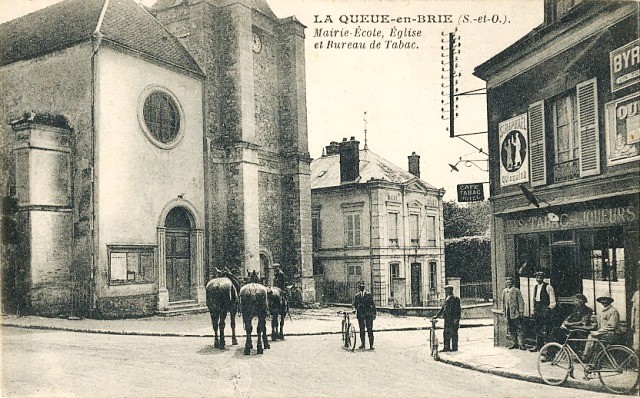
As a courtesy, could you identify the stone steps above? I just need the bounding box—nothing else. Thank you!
[156,300,208,317]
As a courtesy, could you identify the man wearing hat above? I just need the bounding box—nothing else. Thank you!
[432,285,462,352]
[353,281,377,349]
[549,293,594,353]
[583,294,620,362]
[501,277,525,349]
[530,271,557,352]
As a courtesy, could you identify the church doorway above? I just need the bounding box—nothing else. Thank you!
[165,207,193,301]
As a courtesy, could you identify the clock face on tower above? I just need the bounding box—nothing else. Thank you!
[252,32,262,53]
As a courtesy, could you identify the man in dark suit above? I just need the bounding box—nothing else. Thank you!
[432,285,461,352]
[273,263,287,292]
[353,281,377,350]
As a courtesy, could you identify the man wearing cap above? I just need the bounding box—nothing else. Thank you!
[353,281,377,349]
[432,285,462,352]
[583,294,620,362]
[549,294,594,354]
[501,277,525,349]
[530,271,557,352]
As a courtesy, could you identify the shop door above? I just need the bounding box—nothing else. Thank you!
[551,244,581,298]
[411,263,422,306]
[166,231,191,301]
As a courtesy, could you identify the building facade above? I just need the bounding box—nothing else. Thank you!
[311,138,446,307]
[474,0,639,346]
[0,0,314,318]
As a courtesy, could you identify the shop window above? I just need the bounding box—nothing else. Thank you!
[515,234,551,277]
[578,227,626,319]
[388,212,398,246]
[109,246,155,284]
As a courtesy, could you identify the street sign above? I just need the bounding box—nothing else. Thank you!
[457,183,485,202]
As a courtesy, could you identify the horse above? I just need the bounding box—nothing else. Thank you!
[205,268,240,349]
[268,286,289,340]
[239,271,270,355]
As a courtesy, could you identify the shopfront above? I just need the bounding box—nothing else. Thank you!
[496,195,639,346]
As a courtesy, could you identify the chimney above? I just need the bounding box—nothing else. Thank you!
[339,137,360,183]
[325,141,340,156]
[408,152,420,178]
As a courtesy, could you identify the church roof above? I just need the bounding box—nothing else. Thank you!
[150,0,277,20]
[310,149,437,190]
[0,0,203,76]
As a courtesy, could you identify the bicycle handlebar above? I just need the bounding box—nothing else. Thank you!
[337,310,355,315]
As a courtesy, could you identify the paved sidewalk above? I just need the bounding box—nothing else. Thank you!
[437,326,635,395]
[2,308,635,395]
[1,307,489,337]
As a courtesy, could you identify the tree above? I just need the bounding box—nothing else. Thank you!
[443,200,490,239]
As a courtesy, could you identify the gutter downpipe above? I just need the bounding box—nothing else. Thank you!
[89,0,108,316]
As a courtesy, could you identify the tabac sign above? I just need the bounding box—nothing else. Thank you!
[610,39,639,92]
[457,183,484,202]
[499,113,528,187]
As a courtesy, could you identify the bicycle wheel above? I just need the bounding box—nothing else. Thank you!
[596,345,639,394]
[341,319,347,347]
[348,324,357,351]
[538,343,571,386]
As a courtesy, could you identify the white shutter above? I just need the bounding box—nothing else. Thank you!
[577,78,600,177]
[528,100,546,187]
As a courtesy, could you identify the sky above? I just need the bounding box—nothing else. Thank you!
[0,0,544,201]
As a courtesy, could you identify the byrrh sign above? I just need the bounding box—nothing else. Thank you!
[610,39,639,92]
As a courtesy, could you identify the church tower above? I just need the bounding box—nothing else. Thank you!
[152,0,314,301]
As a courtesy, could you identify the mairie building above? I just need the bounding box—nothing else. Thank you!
[310,137,446,307]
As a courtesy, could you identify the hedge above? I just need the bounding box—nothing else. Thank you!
[445,235,491,283]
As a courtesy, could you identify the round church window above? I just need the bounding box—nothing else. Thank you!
[139,88,183,148]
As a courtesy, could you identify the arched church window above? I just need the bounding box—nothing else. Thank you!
[165,207,192,229]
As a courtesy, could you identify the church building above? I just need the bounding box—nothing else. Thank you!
[0,0,314,318]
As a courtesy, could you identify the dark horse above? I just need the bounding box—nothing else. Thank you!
[205,268,240,349]
[239,271,270,355]
[268,286,289,340]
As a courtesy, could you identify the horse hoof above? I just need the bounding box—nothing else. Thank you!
[214,341,220,348]
[257,348,263,354]
[271,334,277,341]
[219,343,225,350]
[232,339,238,345]
[244,348,251,355]
[265,344,270,350]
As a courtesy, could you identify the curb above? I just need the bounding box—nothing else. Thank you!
[436,356,617,395]
[1,322,492,338]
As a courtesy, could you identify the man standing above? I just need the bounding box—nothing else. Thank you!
[501,277,525,350]
[530,270,556,352]
[353,281,376,350]
[583,294,620,361]
[433,285,461,352]
[273,264,287,292]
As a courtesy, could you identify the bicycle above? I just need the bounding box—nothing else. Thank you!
[338,311,358,351]
[429,318,439,360]
[537,329,639,394]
